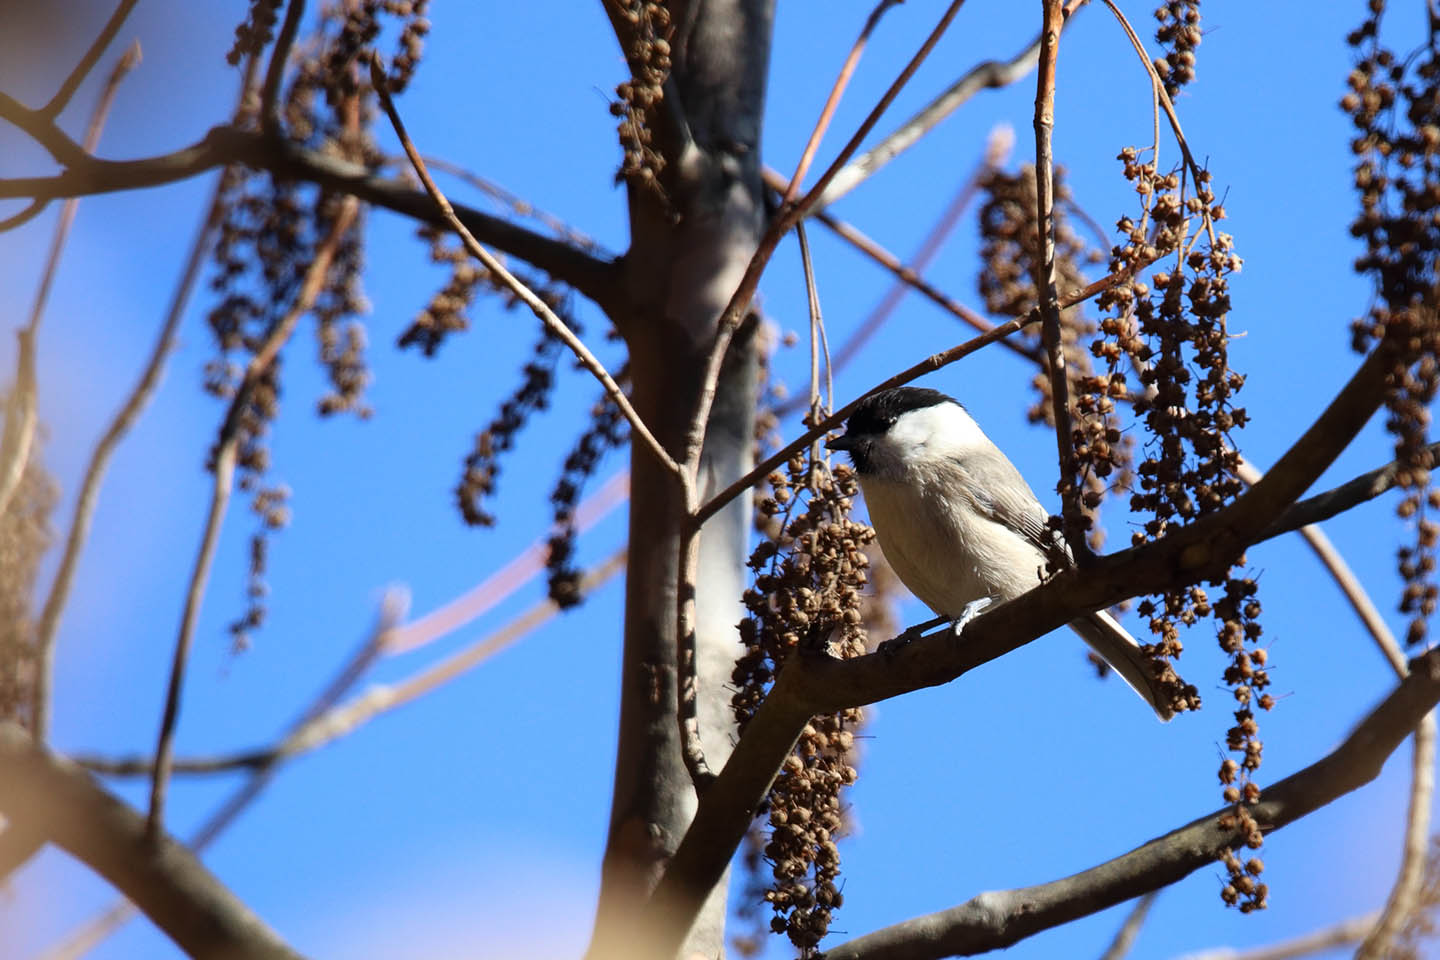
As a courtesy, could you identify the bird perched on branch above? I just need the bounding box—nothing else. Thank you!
[827,386,1172,720]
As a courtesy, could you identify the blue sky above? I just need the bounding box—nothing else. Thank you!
[0,2,1431,959]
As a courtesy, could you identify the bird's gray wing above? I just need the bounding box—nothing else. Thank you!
[951,452,1071,564]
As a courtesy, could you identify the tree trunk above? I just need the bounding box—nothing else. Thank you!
[589,3,773,956]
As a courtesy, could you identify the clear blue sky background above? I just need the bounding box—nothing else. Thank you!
[0,2,1431,959]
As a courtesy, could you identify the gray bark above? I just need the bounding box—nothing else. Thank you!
[588,3,774,957]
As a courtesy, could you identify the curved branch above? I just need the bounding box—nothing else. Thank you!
[1174,912,1377,960]
[0,723,304,960]
[0,119,622,312]
[42,0,140,119]
[815,30,1043,209]
[653,341,1395,952]
[261,0,306,135]
[819,648,1440,960]
[1258,441,1440,542]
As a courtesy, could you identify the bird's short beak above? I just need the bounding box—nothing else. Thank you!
[825,433,853,451]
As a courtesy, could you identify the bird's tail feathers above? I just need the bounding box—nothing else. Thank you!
[1067,610,1174,722]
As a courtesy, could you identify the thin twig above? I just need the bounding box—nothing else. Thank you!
[1033,0,1087,561]
[691,251,1156,530]
[0,329,37,523]
[77,554,625,781]
[261,0,307,136]
[423,154,608,255]
[30,589,406,960]
[775,135,1005,421]
[681,0,971,480]
[1096,0,1216,246]
[27,42,140,338]
[40,0,140,119]
[1257,442,1440,541]
[0,199,48,233]
[763,164,1044,367]
[676,513,713,785]
[1098,892,1157,960]
[1173,912,1379,960]
[1237,456,1436,959]
[145,197,359,838]
[0,725,304,960]
[34,59,251,743]
[782,0,902,204]
[33,177,226,738]
[819,34,1040,207]
[368,55,682,483]
[384,469,628,653]
[795,220,827,429]
[0,44,139,528]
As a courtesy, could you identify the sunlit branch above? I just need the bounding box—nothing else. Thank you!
[0,723,303,960]
[146,197,360,838]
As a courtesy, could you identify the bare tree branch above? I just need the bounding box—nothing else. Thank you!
[77,551,625,780]
[652,340,1396,952]
[781,0,903,204]
[692,249,1161,530]
[817,648,1440,960]
[0,43,139,532]
[261,0,306,135]
[0,722,305,960]
[147,197,359,836]
[40,589,407,959]
[0,818,44,883]
[1240,455,1436,958]
[1098,892,1157,960]
[1032,0,1088,559]
[1257,441,1440,542]
[0,199,48,233]
[34,171,228,752]
[41,0,140,119]
[816,30,1042,209]
[681,0,970,478]
[0,114,621,311]
[1172,912,1377,960]
[371,56,681,485]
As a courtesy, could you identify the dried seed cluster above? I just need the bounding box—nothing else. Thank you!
[209,0,430,648]
[0,457,56,730]
[733,455,873,951]
[1344,2,1440,646]
[454,294,579,527]
[546,387,627,608]
[226,0,283,67]
[1152,1,1201,98]
[1100,145,1272,907]
[608,1,671,190]
[977,165,1125,548]
[399,225,487,354]
[229,483,291,652]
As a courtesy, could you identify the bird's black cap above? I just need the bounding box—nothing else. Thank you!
[826,387,957,468]
[832,387,955,440]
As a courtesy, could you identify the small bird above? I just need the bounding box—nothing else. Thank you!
[826,386,1172,720]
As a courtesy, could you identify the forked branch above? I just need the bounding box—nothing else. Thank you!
[0,723,303,960]
[819,648,1440,960]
